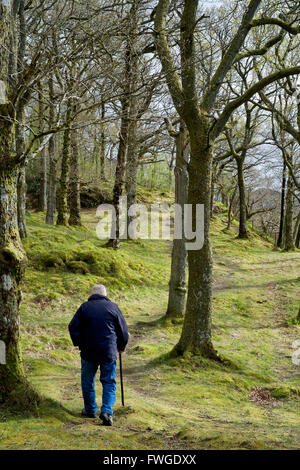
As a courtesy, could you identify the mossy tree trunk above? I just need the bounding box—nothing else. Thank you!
[107,95,129,249]
[284,162,295,251]
[156,1,218,358]
[56,98,73,226]
[125,93,138,230]
[277,161,286,248]
[100,100,106,180]
[38,83,47,212]
[125,10,140,229]
[0,0,39,405]
[107,3,137,249]
[227,186,237,230]
[236,157,248,239]
[17,166,27,238]
[0,165,26,400]
[210,162,217,218]
[0,0,25,400]
[166,121,188,319]
[46,74,57,225]
[227,103,252,240]
[174,119,217,357]
[154,0,265,359]
[294,213,300,249]
[69,118,81,226]
[15,107,27,239]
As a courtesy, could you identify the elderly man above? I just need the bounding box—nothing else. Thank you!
[68,284,129,426]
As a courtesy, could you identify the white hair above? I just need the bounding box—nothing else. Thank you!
[91,284,107,296]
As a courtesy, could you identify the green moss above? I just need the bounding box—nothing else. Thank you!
[266,385,300,399]
[66,260,90,274]
[1,209,299,450]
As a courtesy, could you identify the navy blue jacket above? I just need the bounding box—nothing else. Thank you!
[68,294,129,364]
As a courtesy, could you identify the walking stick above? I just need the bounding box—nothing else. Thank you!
[119,352,125,406]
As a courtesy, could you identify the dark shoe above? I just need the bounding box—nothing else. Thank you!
[100,412,113,426]
[81,408,97,418]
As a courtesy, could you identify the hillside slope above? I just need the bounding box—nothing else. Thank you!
[0,209,299,450]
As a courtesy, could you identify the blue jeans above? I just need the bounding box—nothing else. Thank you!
[81,358,117,415]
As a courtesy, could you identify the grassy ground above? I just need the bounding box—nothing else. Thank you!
[0,207,299,450]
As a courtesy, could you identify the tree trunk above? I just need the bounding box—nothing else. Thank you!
[100,101,106,180]
[236,157,248,239]
[17,166,27,239]
[38,84,47,211]
[294,213,300,249]
[69,125,81,226]
[106,97,129,249]
[125,115,138,225]
[15,107,27,239]
[46,75,57,225]
[166,123,188,319]
[0,166,26,400]
[125,9,139,227]
[125,82,139,229]
[174,123,219,359]
[277,161,286,247]
[0,0,38,407]
[227,186,237,230]
[153,0,262,360]
[57,98,72,226]
[210,163,217,218]
[284,165,294,251]
[46,134,57,225]
[39,147,47,211]
[106,4,137,249]
[0,0,23,400]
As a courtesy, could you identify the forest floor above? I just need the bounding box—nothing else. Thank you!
[0,205,299,450]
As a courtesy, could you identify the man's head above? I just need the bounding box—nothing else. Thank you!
[91,284,107,296]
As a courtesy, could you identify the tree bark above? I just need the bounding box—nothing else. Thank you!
[0,0,26,392]
[56,98,72,226]
[236,158,248,239]
[46,134,57,225]
[166,123,188,319]
[100,100,106,180]
[125,113,138,225]
[15,0,27,239]
[125,8,139,227]
[227,186,237,230]
[37,84,47,211]
[154,0,261,360]
[106,96,129,248]
[69,123,81,226]
[0,0,25,401]
[284,164,295,251]
[277,161,286,247]
[106,4,137,249]
[0,166,26,398]
[174,123,217,358]
[210,163,217,218]
[294,213,300,249]
[0,0,38,406]
[125,85,139,231]
[15,107,27,239]
[17,166,27,239]
[46,74,57,225]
